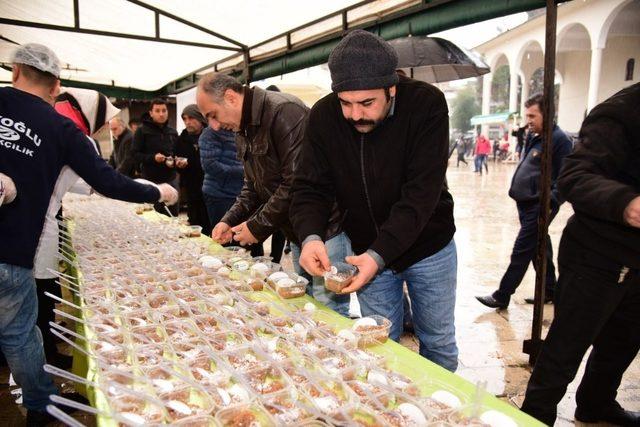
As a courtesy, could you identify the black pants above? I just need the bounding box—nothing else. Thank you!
[270,230,286,264]
[493,201,558,303]
[186,195,212,236]
[35,278,60,362]
[521,233,640,425]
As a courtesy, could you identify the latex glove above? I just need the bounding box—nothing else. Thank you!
[0,173,17,206]
[624,195,640,228]
[231,221,259,246]
[299,240,331,277]
[157,183,178,206]
[212,222,233,244]
[341,253,379,294]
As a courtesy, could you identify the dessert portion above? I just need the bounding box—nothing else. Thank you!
[323,262,357,293]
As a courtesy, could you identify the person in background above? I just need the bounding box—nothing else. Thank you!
[512,123,528,159]
[522,83,640,427]
[492,139,500,162]
[456,135,468,167]
[0,43,177,425]
[476,94,573,309]
[474,133,490,174]
[291,30,458,369]
[174,104,211,235]
[131,99,179,215]
[128,117,141,134]
[197,73,348,315]
[108,117,136,178]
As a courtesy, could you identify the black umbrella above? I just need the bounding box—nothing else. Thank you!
[388,36,490,83]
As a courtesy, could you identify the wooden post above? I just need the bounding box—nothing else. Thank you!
[523,0,557,366]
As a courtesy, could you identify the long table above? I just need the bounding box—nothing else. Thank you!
[63,210,542,426]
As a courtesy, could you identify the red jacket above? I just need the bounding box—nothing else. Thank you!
[475,136,491,155]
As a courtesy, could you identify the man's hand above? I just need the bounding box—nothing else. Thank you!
[154,153,166,163]
[623,196,640,228]
[341,253,379,294]
[176,157,188,169]
[157,183,178,205]
[231,221,258,246]
[212,222,233,244]
[299,240,331,277]
[0,173,17,206]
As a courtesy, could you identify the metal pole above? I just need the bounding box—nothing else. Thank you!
[523,0,557,366]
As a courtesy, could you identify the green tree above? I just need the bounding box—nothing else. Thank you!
[491,65,510,113]
[450,84,480,133]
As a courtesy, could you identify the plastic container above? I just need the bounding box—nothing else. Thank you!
[447,405,518,427]
[241,364,291,396]
[275,274,308,299]
[323,262,357,293]
[215,403,276,427]
[260,388,316,425]
[352,315,392,347]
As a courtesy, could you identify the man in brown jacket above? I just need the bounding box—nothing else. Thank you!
[196,73,349,315]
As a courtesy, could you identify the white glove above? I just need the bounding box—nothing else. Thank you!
[0,173,17,206]
[157,183,179,206]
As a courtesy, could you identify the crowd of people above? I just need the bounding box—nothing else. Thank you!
[0,28,638,427]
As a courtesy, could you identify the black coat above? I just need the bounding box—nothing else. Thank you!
[131,116,178,183]
[108,128,136,178]
[559,82,640,268]
[174,129,205,199]
[291,76,455,272]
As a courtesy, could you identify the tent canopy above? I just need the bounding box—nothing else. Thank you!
[470,112,515,125]
[0,0,552,97]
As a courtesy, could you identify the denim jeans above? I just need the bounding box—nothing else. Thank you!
[0,263,58,411]
[291,233,352,317]
[357,239,459,371]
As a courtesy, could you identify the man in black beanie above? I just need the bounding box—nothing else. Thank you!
[291,29,458,371]
[174,104,211,234]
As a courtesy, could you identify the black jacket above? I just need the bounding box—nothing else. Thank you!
[221,87,342,244]
[291,76,455,272]
[559,82,640,268]
[109,128,136,178]
[508,125,573,205]
[174,129,205,199]
[131,115,178,183]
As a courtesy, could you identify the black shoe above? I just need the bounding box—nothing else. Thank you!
[52,354,73,370]
[575,403,640,427]
[524,295,554,304]
[26,393,89,426]
[475,295,508,309]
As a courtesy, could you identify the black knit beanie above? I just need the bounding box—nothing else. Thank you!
[328,29,399,92]
[182,104,207,127]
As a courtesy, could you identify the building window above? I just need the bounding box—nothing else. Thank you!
[626,58,635,81]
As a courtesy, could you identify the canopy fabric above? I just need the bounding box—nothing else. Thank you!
[0,0,413,91]
[470,112,514,125]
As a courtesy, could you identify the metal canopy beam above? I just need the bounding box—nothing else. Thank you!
[124,0,247,49]
[0,17,242,51]
[164,0,559,94]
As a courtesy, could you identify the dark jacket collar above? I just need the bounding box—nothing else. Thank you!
[239,86,268,137]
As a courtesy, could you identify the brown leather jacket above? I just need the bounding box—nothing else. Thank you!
[221,87,341,244]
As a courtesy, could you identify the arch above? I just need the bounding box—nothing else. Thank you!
[488,52,510,72]
[556,22,592,52]
[596,0,636,49]
[515,39,544,72]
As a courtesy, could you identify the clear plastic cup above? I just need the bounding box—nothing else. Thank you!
[323,262,357,294]
[352,315,392,347]
[215,402,275,427]
[275,273,308,299]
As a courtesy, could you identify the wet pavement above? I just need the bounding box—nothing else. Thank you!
[1,159,637,426]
